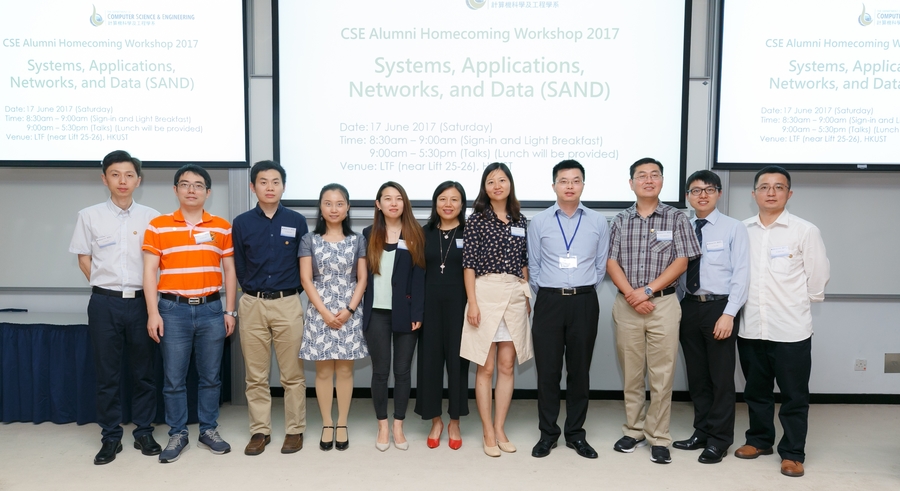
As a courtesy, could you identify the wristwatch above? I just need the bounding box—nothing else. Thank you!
[346,306,356,314]
[225,311,238,318]
[644,286,654,297]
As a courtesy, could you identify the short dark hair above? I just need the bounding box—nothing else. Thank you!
[552,159,585,182]
[754,165,791,189]
[313,183,353,236]
[630,157,663,178]
[102,150,142,177]
[250,160,286,185]
[174,164,212,190]
[685,170,721,192]
[426,181,467,231]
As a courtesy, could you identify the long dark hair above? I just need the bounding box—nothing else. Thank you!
[472,162,521,221]
[367,181,425,274]
[425,181,467,231]
[313,183,353,236]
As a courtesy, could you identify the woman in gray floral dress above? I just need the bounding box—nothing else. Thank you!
[299,183,368,451]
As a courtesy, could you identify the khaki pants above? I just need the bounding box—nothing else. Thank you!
[239,294,306,435]
[612,293,680,447]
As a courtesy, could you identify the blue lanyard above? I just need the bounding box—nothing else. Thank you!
[555,209,583,256]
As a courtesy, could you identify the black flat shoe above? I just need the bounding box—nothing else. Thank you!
[566,440,598,459]
[134,434,162,456]
[320,426,334,451]
[698,445,727,464]
[673,435,707,451]
[531,439,557,458]
[94,440,122,465]
[335,426,349,451]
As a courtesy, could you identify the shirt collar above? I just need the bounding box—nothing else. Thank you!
[105,198,134,217]
[173,208,211,224]
[484,204,511,222]
[253,203,283,218]
[626,200,663,219]
[552,202,587,219]
[752,209,790,228]
[694,207,720,225]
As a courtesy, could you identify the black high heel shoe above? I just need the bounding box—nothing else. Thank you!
[320,426,334,451]
[335,426,349,451]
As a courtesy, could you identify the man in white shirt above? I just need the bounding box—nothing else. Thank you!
[69,150,161,465]
[734,166,830,478]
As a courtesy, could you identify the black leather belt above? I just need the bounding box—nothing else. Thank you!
[683,293,729,302]
[539,285,595,296]
[620,286,677,298]
[92,286,144,298]
[243,288,298,300]
[160,292,220,305]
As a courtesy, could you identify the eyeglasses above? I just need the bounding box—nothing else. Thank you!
[177,182,207,191]
[688,187,720,196]
[755,183,789,193]
[554,178,584,187]
[633,173,662,183]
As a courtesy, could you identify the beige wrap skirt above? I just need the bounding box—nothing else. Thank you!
[459,273,534,366]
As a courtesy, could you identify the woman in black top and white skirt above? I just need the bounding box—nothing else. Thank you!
[415,181,469,450]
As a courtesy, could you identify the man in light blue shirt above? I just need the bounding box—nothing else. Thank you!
[672,170,749,464]
[527,160,609,459]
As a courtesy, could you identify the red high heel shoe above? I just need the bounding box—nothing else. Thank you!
[448,437,462,450]
[427,437,440,448]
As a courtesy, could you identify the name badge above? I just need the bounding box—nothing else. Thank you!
[194,231,213,244]
[456,238,464,249]
[770,245,790,258]
[656,230,673,241]
[511,227,526,237]
[559,256,578,269]
[96,235,116,248]
[397,239,408,250]
[706,240,724,252]
[281,226,297,238]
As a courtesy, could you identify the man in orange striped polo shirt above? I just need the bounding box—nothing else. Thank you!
[142,164,237,463]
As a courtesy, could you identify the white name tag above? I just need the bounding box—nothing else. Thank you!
[559,256,578,269]
[96,235,116,248]
[280,226,297,238]
[511,227,526,237]
[456,238,464,249]
[770,245,790,258]
[706,240,724,252]
[397,239,408,250]
[194,231,213,244]
[656,230,673,241]
[122,291,136,299]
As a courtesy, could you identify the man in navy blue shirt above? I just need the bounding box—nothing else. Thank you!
[232,160,309,455]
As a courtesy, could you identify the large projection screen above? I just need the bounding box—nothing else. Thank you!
[0,0,248,167]
[276,0,691,206]
[716,0,900,171]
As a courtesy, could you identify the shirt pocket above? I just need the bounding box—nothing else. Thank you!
[650,239,672,255]
[771,249,801,275]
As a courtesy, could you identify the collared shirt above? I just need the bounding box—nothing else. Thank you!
[69,198,160,291]
[741,210,830,342]
[608,201,701,290]
[676,208,750,317]
[527,202,609,292]
[462,206,528,279]
[232,203,308,293]
[142,209,234,297]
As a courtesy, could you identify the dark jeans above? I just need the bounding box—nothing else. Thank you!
[738,336,812,463]
[88,293,158,443]
[679,299,739,448]
[158,298,226,436]
[365,310,418,420]
[532,289,600,443]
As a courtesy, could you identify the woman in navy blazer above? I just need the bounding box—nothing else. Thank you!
[362,181,426,451]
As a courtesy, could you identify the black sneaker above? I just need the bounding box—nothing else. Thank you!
[650,445,672,464]
[613,436,647,453]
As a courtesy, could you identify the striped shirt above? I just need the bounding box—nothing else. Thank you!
[608,201,700,291]
[142,209,234,297]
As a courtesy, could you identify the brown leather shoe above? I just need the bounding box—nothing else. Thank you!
[282,433,304,454]
[781,459,804,477]
[244,433,270,456]
[734,444,774,459]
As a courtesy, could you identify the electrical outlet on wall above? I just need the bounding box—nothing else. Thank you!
[854,359,867,372]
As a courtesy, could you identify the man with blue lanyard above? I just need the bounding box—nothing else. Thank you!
[527,160,609,459]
